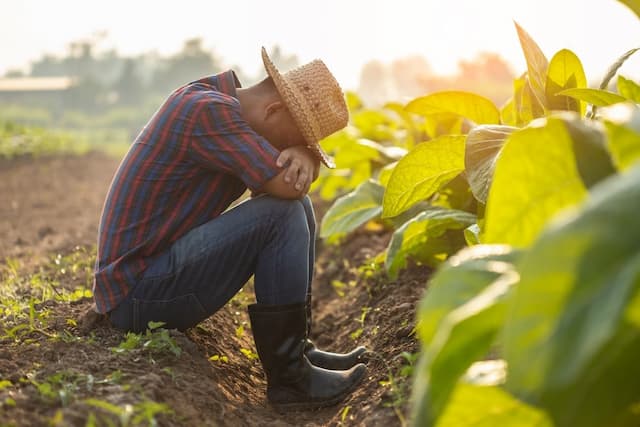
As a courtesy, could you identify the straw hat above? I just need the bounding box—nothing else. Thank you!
[261,47,348,168]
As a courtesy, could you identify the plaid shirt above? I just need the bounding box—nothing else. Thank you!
[93,71,281,313]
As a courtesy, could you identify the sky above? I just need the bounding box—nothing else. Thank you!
[0,0,639,90]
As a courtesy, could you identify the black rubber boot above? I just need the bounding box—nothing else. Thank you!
[248,302,366,412]
[305,296,368,370]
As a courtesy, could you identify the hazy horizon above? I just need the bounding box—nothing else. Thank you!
[1,0,639,91]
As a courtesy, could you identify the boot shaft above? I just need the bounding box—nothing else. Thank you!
[248,302,308,384]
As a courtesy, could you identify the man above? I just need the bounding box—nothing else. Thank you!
[93,47,366,411]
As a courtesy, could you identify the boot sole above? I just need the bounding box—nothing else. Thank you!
[270,367,366,413]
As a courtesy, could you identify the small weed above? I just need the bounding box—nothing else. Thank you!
[338,405,352,425]
[378,351,419,426]
[30,370,84,407]
[84,397,173,426]
[240,348,259,360]
[350,306,371,341]
[208,354,229,363]
[235,325,245,338]
[113,321,182,357]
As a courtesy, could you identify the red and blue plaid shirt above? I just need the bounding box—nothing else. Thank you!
[93,71,281,313]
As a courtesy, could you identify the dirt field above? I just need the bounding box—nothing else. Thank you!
[0,153,430,426]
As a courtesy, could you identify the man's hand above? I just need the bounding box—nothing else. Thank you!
[276,145,320,195]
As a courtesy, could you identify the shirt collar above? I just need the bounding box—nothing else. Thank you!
[216,70,242,98]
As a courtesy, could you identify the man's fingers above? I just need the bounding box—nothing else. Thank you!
[284,159,302,184]
[295,170,308,191]
[276,150,292,168]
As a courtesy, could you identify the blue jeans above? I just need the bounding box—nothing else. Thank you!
[109,195,316,333]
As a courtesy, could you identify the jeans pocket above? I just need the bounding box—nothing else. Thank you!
[132,293,208,332]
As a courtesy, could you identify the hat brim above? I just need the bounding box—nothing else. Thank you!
[261,47,336,169]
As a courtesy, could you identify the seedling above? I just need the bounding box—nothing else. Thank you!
[112,321,182,357]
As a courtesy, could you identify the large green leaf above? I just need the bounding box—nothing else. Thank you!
[352,109,399,141]
[465,125,519,203]
[333,138,381,168]
[617,75,640,102]
[429,384,552,427]
[513,73,545,125]
[500,96,518,126]
[618,0,640,19]
[484,118,588,247]
[545,49,587,115]
[514,22,549,109]
[558,88,626,107]
[406,92,500,125]
[412,245,519,425]
[600,102,640,170]
[319,180,384,238]
[385,207,476,278]
[561,113,616,188]
[423,113,465,139]
[416,244,518,346]
[382,135,466,218]
[504,164,640,427]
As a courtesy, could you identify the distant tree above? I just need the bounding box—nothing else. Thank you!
[358,52,515,106]
[113,58,144,105]
[267,45,299,72]
[31,54,66,77]
[358,60,395,106]
[4,69,25,77]
[390,55,433,99]
[151,38,221,94]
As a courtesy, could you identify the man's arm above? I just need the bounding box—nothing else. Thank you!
[257,145,320,199]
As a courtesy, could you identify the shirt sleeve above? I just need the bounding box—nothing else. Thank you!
[190,95,282,192]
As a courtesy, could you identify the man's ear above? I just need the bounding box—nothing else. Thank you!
[264,100,286,121]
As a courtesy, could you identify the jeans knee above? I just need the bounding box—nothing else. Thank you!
[260,196,309,237]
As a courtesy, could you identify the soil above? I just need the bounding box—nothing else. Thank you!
[0,153,432,426]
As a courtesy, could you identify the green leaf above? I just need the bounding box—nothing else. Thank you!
[618,0,640,18]
[465,125,518,203]
[377,161,397,187]
[84,398,127,417]
[356,138,407,162]
[416,244,518,346]
[423,113,465,139]
[382,136,466,218]
[352,109,399,141]
[504,164,640,427]
[484,118,588,247]
[514,21,549,109]
[333,138,381,168]
[617,75,640,102]
[500,97,518,126]
[600,102,640,170]
[560,113,616,188]
[513,73,545,125]
[431,384,552,427]
[412,245,519,424]
[546,49,587,115]
[406,92,500,125]
[558,88,627,107]
[385,207,476,278]
[599,48,639,90]
[464,224,481,246]
[345,91,363,112]
[320,180,384,238]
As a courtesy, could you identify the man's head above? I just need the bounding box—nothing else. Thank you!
[237,48,349,168]
[236,77,305,152]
